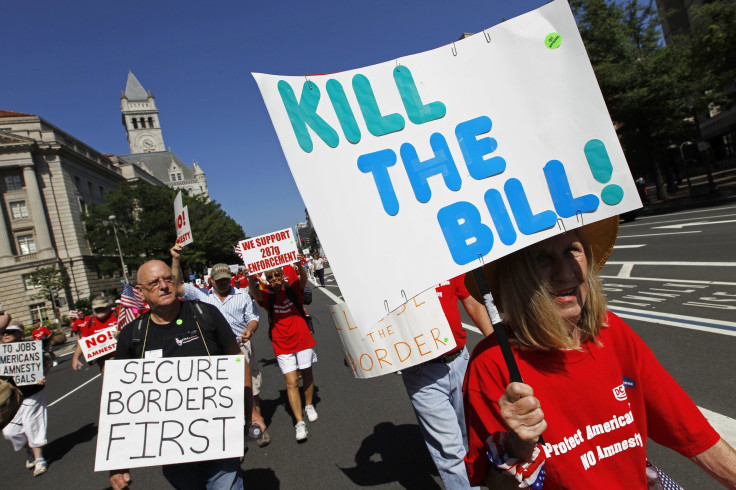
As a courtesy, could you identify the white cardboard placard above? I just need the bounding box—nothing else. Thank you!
[95,355,245,471]
[237,228,299,275]
[0,340,43,386]
[174,191,193,247]
[78,327,118,362]
[253,0,640,335]
[329,289,455,379]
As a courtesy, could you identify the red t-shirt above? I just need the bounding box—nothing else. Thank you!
[32,326,52,340]
[259,279,315,356]
[435,274,470,354]
[463,312,719,488]
[79,313,119,338]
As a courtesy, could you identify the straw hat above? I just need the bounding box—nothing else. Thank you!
[465,216,619,308]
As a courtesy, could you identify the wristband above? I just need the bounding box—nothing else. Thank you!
[486,431,546,489]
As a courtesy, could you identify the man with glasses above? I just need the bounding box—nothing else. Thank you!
[248,260,318,442]
[170,243,271,447]
[71,296,118,372]
[109,258,264,490]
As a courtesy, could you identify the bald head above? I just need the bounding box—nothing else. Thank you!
[135,259,178,313]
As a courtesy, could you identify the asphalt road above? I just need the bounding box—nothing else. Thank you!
[3,204,734,488]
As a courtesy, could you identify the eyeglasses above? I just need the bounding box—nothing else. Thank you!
[138,275,176,291]
[266,272,282,280]
[93,308,108,313]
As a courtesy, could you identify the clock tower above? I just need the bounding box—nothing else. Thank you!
[121,72,166,153]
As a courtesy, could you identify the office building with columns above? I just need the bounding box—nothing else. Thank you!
[0,110,142,326]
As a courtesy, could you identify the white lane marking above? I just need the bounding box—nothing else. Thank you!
[607,261,736,267]
[640,292,680,298]
[602,283,637,288]
[607,305,736,337]
[699,407,736,448]
[617,231,700,238]
[617,264,634,278]
[683,301,736,310]
[623,295,666,302]
[650,288,696,293]
[48,373,101,408]
[607,299,650,307]
[600,276,736,286]
[654,219,736,230]
[614,245,646,249]
[625,210,736,228]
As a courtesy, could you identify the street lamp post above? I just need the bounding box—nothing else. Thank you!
[108,215,129,284]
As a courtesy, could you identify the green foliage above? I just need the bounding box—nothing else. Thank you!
[84,183,245,279]
[29,265,68,303]
[569,0,735,185]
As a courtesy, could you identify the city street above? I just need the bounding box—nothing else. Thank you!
[2,204,734,489]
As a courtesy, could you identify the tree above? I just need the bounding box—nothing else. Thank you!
[569,0,733,198]
[28,264,68,322]
[84,183,245,280]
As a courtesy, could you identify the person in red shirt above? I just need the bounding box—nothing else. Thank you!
[249,259,318,442]
[463,217,736,488]
[31,324,51,341]
[71,297,119,372]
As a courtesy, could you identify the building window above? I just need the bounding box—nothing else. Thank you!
[171,173,176,181]
[74,176,81,191]
[17,234,36,255]
[4,175,23,191]
[29,303,49,323]
[140,117,146,128]
[99,186,104,199]
[148,116,154,128]
[177,173,182,181]
[88,181,94,196]
[131,118,138,129]
[9,201,29,219]
[79,198,87,214]
[22,274,41,290]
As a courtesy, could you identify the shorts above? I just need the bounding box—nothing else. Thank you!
[240,341,262,396]
[2,389,47,451]
[277,347,318,374]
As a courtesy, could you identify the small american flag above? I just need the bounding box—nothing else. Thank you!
[120,283,144,309]
[119,283,144,327]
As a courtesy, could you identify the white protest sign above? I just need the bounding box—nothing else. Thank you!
[253,0,640,336]
[0,340,43,386]
[237,228,299,275]
[78,328,118,362]
[95,355,245,471]
[174,191,193,247]
[330,289,455,379]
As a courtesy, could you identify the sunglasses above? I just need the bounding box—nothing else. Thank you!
[266,272,282,280]
[93,308,108,313]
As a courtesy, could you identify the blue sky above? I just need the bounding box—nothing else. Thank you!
[3,0,555,237]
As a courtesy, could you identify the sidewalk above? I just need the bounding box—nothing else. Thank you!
[637,163,736,217]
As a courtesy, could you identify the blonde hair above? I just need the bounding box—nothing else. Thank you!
[496,237,608,350]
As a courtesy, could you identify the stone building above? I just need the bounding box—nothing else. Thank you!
[0,110,155,326]
[117,72,209,199]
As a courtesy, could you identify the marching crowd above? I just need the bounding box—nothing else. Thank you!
[2,220,736,489]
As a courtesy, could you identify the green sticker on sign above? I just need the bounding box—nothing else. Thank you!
[236,358,241,363]
[444,337,449,343]
[176,319,183,325]
[545,32,561,49]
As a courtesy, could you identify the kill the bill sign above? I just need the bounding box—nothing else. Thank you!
[253,0,641,335]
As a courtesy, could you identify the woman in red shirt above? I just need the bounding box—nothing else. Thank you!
[249,259,318,442]
[463,217,736,488]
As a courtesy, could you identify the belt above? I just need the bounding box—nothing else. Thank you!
[428,349,462,364]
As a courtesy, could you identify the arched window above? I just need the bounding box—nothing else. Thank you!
[131,118,138,129]
[139,117,146,128]
[148,117,154,128]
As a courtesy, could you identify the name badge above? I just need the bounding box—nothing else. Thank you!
[144,349,163,359]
